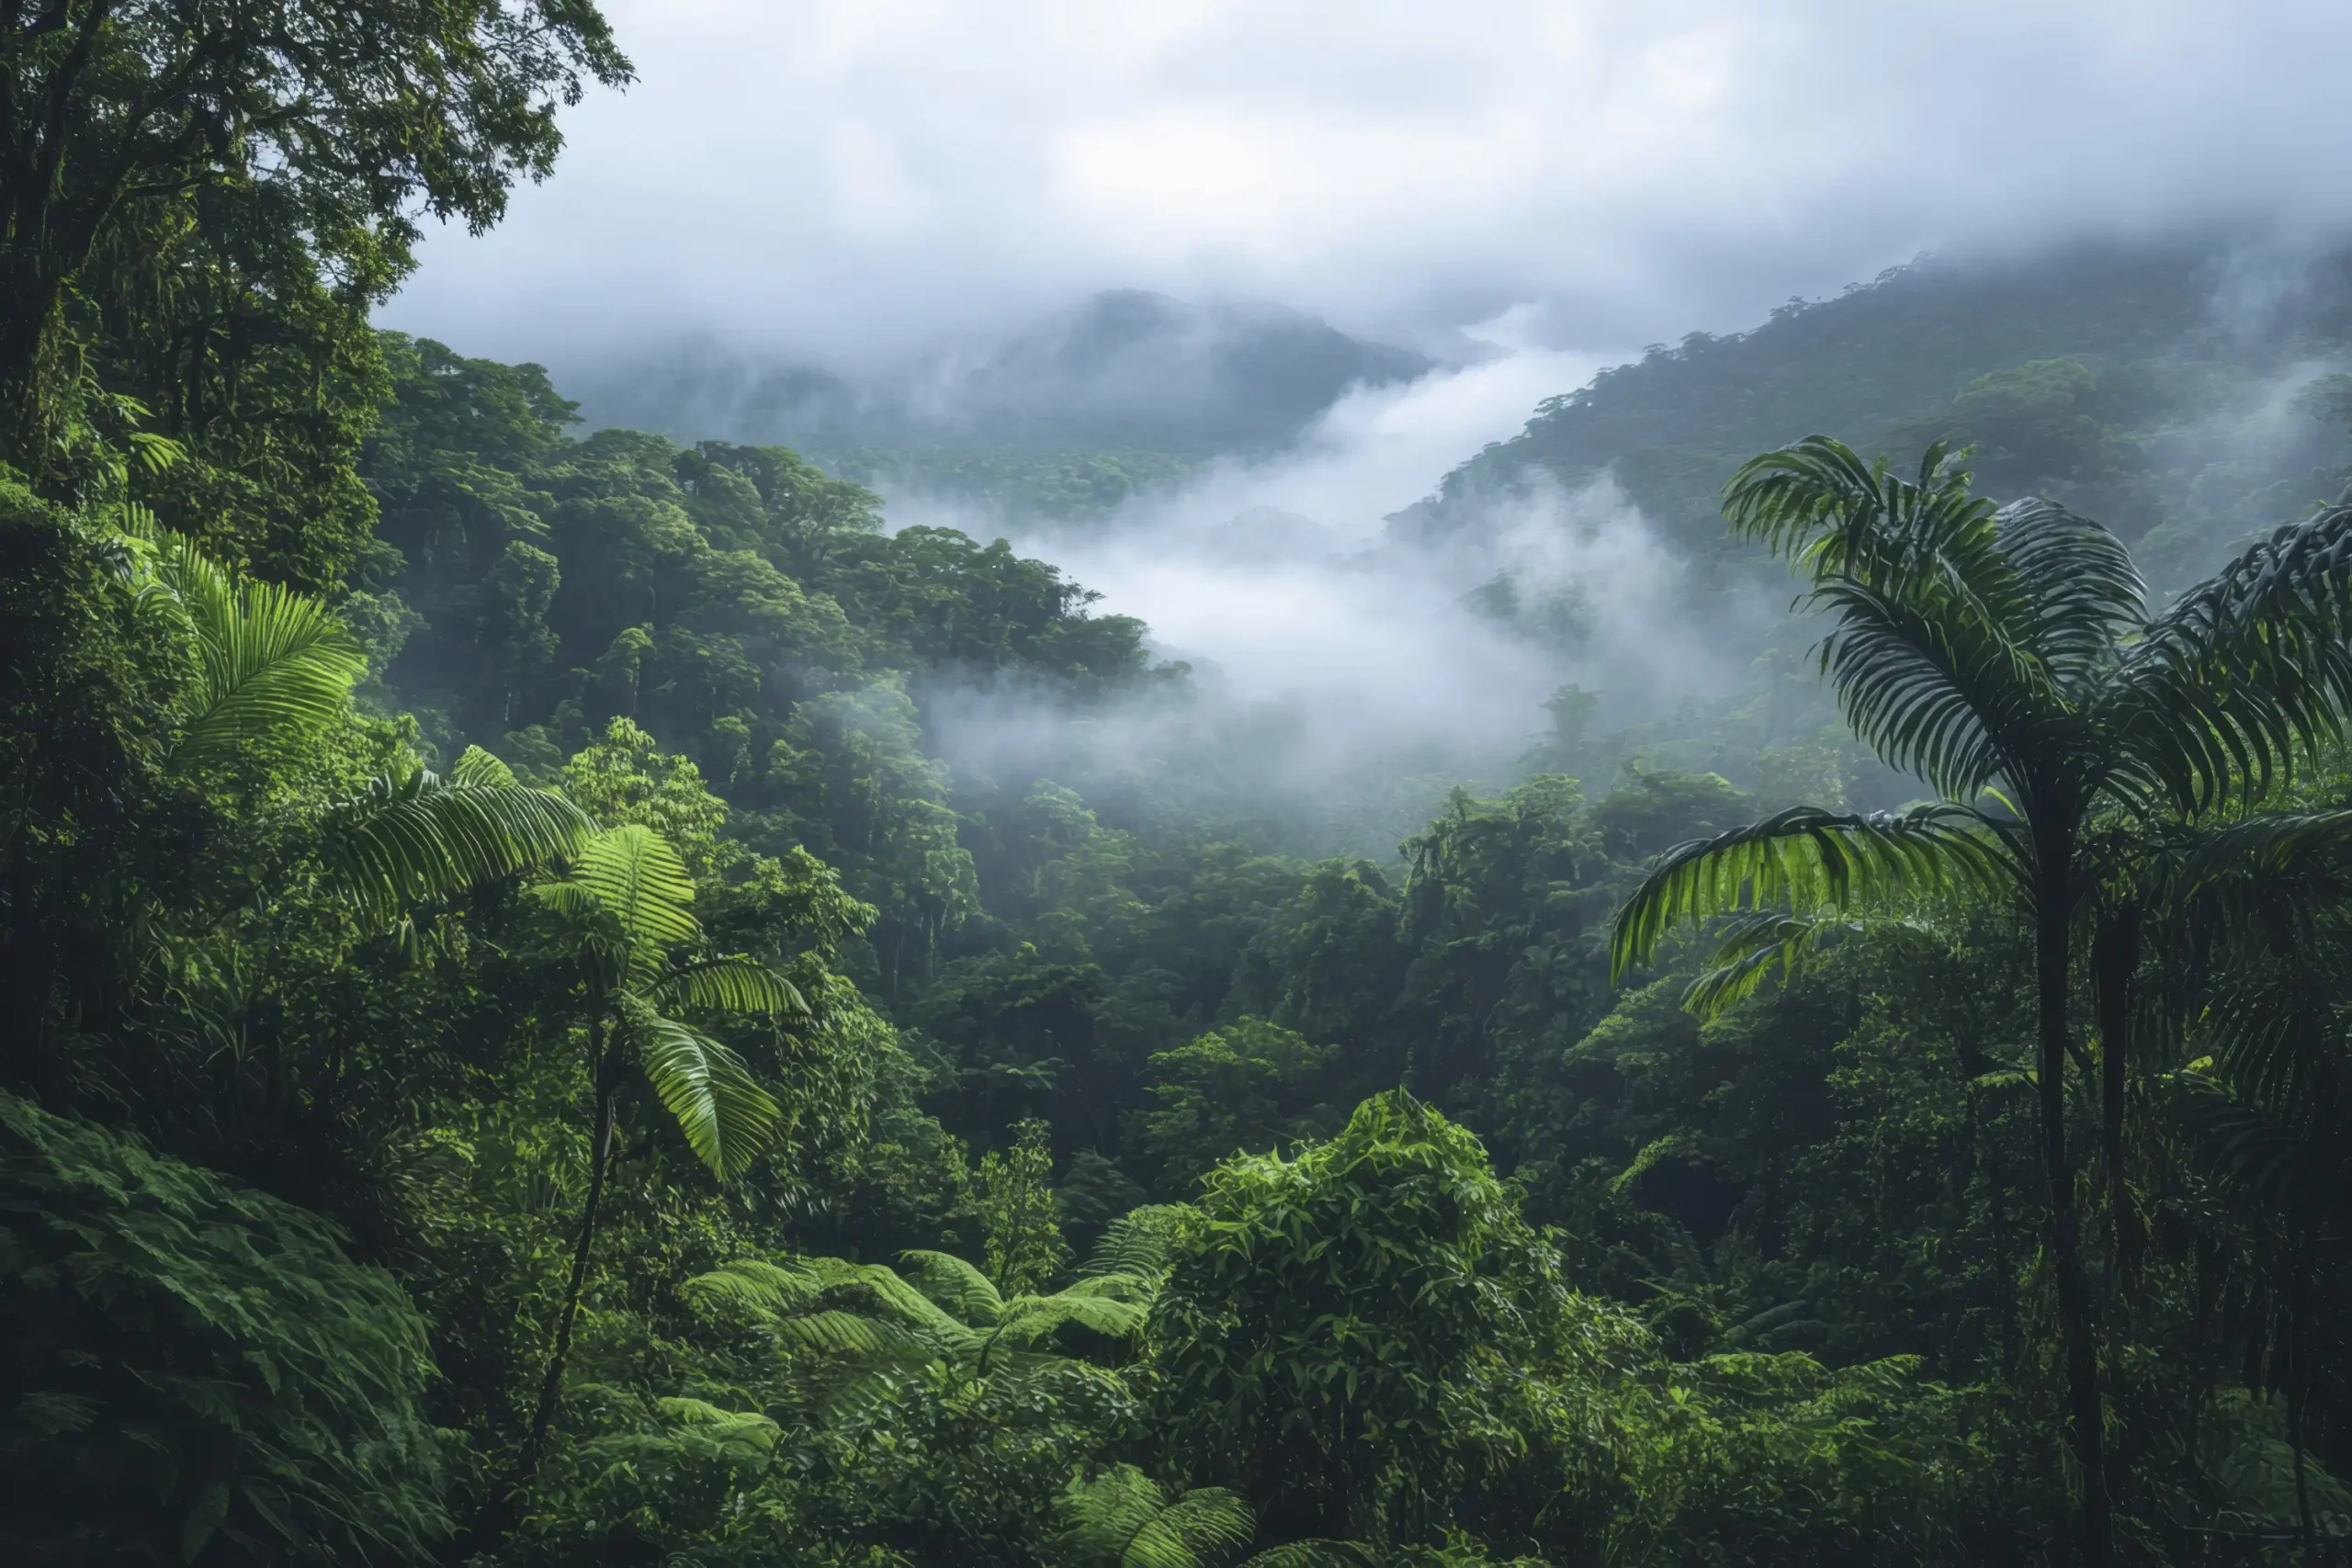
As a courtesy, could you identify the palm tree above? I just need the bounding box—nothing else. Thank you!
[2138,810,2352,1551]
[507,822,808,1494]
[1610,436,2352,1565]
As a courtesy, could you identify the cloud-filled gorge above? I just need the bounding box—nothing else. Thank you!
[880,341,1768,836]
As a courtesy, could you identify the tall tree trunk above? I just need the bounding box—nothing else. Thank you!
[474,1024,617,1551]
[0,250,66,461]
[521,1077,616,1475]
[2039,879,2113,1568]
[2290,1254,2316,1558]
[2091,905,2143,1278]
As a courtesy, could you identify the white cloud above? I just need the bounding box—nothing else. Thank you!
[884,341,1763,800]
[382,0,2352,367]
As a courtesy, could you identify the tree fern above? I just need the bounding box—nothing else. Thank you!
[1056,1464,1255,1568]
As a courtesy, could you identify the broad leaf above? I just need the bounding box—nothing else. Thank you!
[631,1012,779,1179]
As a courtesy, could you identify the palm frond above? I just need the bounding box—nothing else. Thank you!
[450,745,518,787]
[530,880,615,931]
[644,956,808,1019]
[1611,804,2006,983]
[2152,810,2352,976]
[2190,958,2343,1110]
[322,756,593,927]
[570,824,701,967]
[1681,913,1846,1019]
[2170,1071,2335,1221]
[630,1012,781,1179]
[1728,436,2047,650]
[1806,578,2041,799]
[1995,498,2145,690]
[2106,501,2352,811]
[159,540,364,766]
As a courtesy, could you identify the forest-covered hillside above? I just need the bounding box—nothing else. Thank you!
[1405,243,2352,590]
[14,8,2352,1567]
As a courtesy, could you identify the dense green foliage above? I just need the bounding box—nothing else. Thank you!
[1406,246,2352,593]
[21,21,2352,1562]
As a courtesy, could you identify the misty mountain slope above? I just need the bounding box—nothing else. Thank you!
[1403,243,2352,587]
[556,289,1435,490]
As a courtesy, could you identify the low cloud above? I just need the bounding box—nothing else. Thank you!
[384,1,2352,371]
[898,342,1770,827]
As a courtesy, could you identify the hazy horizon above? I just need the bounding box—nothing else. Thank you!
[380,2,2352,378]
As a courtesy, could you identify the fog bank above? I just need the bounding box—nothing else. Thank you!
[894,337,1773,818]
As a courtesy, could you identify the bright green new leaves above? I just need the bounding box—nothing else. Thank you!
[646,956,808,1016]
[174,570,364,767]
[323,747,593,927]
[112,524,367,769]
[1056,1465,1255,1568]
[564,824,704,958]
[630,1006,783,1184]
[1147,1092,1569,1543]
[535,824,806,1179]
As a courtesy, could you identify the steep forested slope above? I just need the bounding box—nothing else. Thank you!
[1403,243,2352,587]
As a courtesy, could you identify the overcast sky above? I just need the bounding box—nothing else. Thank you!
[381,0,2352,370]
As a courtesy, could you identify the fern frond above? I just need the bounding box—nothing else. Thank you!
[798,1258,987,1348]
[1059,1466,1255,1568]
[774,1310,936,1359]
[899,1249,1005,1325]
[1237,1543,1374,1568]
[995,1292,1149,1346]
[655,1397,780,1454]
[1082,1206,1186,1280]
[684,1259,822,1320]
